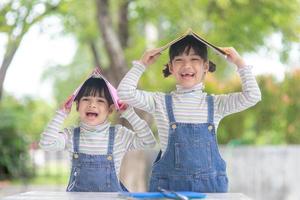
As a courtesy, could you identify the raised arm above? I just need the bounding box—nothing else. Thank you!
[117,48,162,114]
[39,96,73,151]
[215,47,261,116]
[116,106,157,151]
[39,110,68,151]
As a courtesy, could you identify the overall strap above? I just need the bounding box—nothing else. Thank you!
[73,127,80,153]
[165,94,176,123]
[206,95,214,124]
[107,126,115,155]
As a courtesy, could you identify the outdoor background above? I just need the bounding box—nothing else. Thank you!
[0,0,300,200]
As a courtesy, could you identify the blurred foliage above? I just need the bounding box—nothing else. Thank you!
[11,161,69,185]
[0,96,53,179]
[0,0,62,98]
[217,69,300,145]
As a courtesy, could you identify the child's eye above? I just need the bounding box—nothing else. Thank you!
[81,98,89,101]
[96,98,107,103]
[174,58,183,62]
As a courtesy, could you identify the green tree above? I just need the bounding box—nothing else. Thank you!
[216,69,300,145]
[0,96,30,179]
[282,69,300,143]
[0,0,61,99]
[0,94,53,179]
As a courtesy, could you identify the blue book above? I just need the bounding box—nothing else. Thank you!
[120,191,206,199]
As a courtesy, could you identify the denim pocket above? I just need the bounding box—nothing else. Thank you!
[195,142,212,172]
[174,143,181,169]
[77,167,110,192]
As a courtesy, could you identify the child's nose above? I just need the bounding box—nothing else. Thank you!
[182,61,192,68]
[88,101,96,107]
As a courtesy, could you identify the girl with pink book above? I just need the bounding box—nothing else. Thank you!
[39,68,156,192]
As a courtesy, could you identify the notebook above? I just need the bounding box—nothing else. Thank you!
[120,191,206,199]
[159,28,227,58]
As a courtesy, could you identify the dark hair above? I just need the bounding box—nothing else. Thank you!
[74,77,113,106]
[162,35,216,77]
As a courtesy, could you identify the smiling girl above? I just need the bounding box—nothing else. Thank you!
[117,34,261,192]
[39,70,156,192]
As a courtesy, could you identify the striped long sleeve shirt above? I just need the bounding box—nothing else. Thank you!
[117,61,261,154]
[39,106,156,178]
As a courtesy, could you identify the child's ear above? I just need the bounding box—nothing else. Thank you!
[76,102,79,111]
[204,61,209,73]
[168,62,174,73]
[108,104,114,114]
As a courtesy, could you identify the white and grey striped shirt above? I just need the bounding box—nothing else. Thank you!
[117,61,261,154]
[39,107,156,178]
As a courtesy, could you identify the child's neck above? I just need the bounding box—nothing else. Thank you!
[176,82,204,93]
[80,120,110,132]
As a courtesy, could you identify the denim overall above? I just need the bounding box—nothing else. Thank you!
[66,127,126,192]
[149,95,228,192]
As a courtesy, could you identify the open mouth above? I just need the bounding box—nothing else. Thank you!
[181,72,195,78]
[86,112,98,117]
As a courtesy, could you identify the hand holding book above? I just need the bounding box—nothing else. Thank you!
[139,28,231,69]
[221,47,246,68]
[61,67,120,113]
[139,48,162,67]
[61,94,74,114]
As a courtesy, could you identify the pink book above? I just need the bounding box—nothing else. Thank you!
[64,67,120,110]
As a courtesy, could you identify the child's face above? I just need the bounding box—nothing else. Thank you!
[77,96,112,126]
[169,48,208,89]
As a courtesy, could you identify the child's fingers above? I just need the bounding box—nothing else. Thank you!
[152,47,163,54]
[149,52,159,59]
[120,104,128,111]
[220,47,244,66]
[117,100,128,111]
[151,49,163,57]
[220,47,234,54]
[146,48,162,58]
[219,47,235,58]
[63,95,74,110]
[140,48,162,67]
[148,49,161,61]
[65,95,74,104]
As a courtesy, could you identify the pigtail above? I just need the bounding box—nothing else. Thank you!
[208,61,216,72]
[162,63,171,77]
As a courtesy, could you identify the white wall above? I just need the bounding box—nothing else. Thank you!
[223,146,300,200]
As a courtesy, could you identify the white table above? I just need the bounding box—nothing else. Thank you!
[1,191,253,200]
